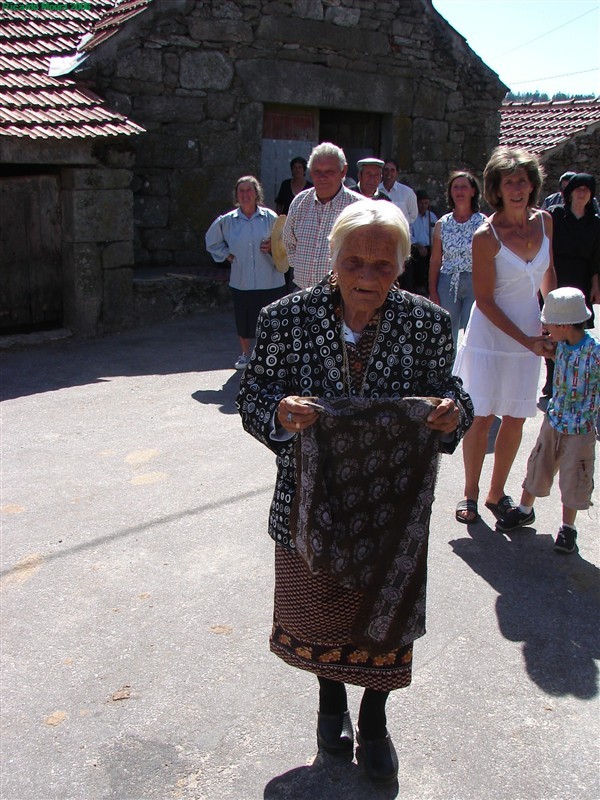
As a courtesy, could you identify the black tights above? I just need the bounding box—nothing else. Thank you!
[318,677,390,740]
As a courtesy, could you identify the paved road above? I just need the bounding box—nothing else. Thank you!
[1,310,598,800]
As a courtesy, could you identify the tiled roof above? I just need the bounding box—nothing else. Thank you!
[500,98,600,157]
[0,1,152,140]
[81,0,152,51]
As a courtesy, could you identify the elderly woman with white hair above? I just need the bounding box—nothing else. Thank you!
[237,200,473,786]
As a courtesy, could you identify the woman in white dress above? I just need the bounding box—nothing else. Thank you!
[454,148,557,524]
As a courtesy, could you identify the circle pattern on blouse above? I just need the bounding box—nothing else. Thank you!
[240,283,454,548]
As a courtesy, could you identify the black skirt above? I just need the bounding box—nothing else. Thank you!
[230,287,288,339]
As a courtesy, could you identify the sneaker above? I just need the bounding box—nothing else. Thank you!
[495,507,535,532]
[234,354,250,370]
[554,525,577,554]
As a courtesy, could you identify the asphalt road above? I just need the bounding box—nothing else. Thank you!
[1,309,599,800]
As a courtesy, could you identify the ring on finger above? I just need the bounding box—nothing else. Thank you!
[286,412,293,423]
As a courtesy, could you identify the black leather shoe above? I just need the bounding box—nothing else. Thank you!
[317,710,354,757]
[356,730,399,785]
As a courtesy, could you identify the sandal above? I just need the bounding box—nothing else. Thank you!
[485,495,515,521]
[455,499,480,524]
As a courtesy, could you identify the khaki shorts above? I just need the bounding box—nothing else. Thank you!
[523,417,596,510]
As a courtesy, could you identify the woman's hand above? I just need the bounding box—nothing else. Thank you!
[527,335,554,357]
[277,396,320,433]
[426,398,460,434]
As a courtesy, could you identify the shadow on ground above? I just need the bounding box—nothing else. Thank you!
[191,372,240,415]
[1,311,237,401]
[450,521,600,698]
[264,752,399,799]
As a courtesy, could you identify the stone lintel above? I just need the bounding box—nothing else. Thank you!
[236,59,409,111]
[0,138,96,165]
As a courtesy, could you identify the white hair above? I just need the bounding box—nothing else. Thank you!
[308,141,347,171]
[328,199,410,274]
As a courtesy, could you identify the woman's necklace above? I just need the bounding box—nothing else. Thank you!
[339,313,383,396]
[513,216,532,249]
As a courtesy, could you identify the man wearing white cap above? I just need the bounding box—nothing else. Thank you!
[496,288,600,555]
[356,157,390,200]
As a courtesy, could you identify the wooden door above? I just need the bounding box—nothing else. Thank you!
[0,175,61,331]
[319,110,383,182]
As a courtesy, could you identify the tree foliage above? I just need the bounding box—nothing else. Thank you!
[505,90,595,102]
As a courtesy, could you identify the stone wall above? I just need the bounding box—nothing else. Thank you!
[86,0,506,268]
[541,126,600,199]
[61,162,135,336]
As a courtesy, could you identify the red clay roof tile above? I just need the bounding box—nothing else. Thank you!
[500,99,600,157]
[0,0,152,140]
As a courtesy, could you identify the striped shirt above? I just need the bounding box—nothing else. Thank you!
[283,185,362,288]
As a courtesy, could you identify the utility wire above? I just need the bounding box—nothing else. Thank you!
[509,67,598,86]
[494,6,598,57]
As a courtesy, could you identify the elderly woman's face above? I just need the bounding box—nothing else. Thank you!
[236,181,258,209]
[333,226,400,315]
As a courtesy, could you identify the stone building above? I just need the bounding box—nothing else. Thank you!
[500,98,600,197]
[88,0,506,268]
[1,0,506,335]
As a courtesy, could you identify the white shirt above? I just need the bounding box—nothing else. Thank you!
[410,209,438,247]
[378,181,418,223]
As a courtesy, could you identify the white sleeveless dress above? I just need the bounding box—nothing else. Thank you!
[453,213,550,418]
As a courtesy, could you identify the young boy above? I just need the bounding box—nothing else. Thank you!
[497,288,599,554]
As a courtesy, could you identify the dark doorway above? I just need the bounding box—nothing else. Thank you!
[319,109,383,182]
[0,174,62,332]
[261,105,385,206]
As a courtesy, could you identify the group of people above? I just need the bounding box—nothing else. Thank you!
[206,141,599,787]
[205,143,426,370]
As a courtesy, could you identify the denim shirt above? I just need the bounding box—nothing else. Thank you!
[205,206,284,291]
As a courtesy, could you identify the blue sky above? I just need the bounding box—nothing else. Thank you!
[432,0,599,97]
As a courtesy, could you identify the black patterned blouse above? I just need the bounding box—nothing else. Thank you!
[237,277,474,549]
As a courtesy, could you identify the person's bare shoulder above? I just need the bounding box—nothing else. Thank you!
[473,216,495,240]
[473,216,499,256]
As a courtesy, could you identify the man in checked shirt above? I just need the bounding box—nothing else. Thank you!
[283,142,362,289]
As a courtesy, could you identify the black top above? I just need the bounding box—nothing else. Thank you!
[275,179,313,214]
[550,205,600,325]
